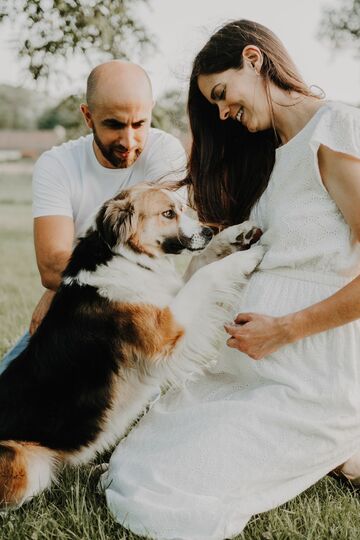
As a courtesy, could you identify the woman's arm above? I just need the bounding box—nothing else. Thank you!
[225,146,360,360]
[225,274,360,359]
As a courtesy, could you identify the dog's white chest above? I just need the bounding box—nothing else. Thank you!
[73,256,183,307]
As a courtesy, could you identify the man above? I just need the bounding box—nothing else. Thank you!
[0,60,187,372]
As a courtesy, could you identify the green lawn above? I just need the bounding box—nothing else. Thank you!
[0,163,359,539]
[0,166,43,357]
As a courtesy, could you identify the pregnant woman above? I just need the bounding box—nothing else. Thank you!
[101,20,360,540]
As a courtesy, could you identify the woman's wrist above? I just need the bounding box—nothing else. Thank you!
[278,312,307,345]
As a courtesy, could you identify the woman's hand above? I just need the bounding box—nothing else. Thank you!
[224,312,293,360]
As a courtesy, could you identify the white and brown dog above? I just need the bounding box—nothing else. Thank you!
[0,181,263,509]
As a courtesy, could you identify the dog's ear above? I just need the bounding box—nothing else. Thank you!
[96,194,135,248]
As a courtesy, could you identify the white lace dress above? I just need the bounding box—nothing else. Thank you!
[100,101,360,540]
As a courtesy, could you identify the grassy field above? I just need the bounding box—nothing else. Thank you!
[0,163,43,358]
[0,162,359,539]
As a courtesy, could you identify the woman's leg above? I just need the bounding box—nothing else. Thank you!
[0,331,30,375]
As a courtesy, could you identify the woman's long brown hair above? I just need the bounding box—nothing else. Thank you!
[185,19,320,229]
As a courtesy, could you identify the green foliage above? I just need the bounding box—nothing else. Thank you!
[319,0,360,52]
[0,0,155,81]
[0,84,52,129]
[152,89,189,138]
[37,93,88,139]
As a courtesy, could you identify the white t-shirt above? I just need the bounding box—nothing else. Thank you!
[32,128,187,238]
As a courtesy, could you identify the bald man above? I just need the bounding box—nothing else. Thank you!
[0,61,186,372]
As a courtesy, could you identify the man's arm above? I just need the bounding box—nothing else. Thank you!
[30,216,74,334]
[34,215,74,290]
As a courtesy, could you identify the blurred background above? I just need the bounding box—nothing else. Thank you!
[0,0,359,160]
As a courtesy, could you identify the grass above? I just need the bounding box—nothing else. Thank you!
[0,162,360,539]
[0,167,42,357]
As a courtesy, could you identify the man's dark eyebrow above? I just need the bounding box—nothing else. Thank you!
[102,118,126,126]
[102,118,146,126]
[210,83,224,101]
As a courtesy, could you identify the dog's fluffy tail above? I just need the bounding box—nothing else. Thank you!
[0,441,59,510]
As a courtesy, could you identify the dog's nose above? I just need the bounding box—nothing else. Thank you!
[202,227,214,239]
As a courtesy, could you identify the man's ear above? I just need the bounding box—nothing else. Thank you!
[80,104,94,130]
[96,194,135,248]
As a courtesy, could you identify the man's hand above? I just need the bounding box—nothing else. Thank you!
[224,312,292,360]
[29,290,56,335]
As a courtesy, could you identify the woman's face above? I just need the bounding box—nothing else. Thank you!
[198,62,272,133]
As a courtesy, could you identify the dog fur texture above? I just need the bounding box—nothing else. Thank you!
[0,181,263,509]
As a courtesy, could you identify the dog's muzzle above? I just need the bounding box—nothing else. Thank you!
[162,227,213,254]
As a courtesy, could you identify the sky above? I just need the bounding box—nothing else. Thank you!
[0,0,359,105]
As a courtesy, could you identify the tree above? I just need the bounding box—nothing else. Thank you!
[318,0,360,53]
[37,93,87,139]
[152,89,189,140]
[0,0,155,81]
[0,84,53,129]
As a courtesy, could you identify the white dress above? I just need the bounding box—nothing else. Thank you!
[100,101,360,540]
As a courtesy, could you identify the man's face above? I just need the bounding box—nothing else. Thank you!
[85,102,152,169]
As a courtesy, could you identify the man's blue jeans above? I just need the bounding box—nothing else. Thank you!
[0,331,30,375]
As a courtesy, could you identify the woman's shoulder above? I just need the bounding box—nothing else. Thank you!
[316,100,360,127]
[309,100,360,157]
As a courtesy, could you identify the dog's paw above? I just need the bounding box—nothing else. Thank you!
[228,221,262,250]
[212,221,262,257]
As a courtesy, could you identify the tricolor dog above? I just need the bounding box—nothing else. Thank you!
[0,181,263,509]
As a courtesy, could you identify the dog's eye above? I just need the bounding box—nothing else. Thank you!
[162,209,176,219]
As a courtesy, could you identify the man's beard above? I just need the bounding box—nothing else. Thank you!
[93,126,142,168]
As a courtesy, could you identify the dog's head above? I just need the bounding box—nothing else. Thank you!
[95,181,213,257]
